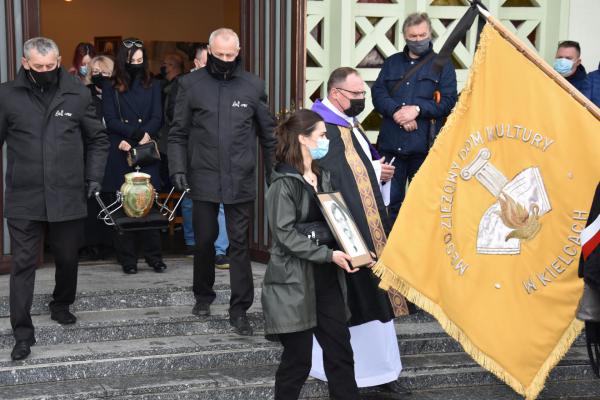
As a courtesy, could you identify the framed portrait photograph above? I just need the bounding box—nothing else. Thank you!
[316,192,373,267]
[94,36,122,57]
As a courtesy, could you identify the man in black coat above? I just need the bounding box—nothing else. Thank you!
[169,28,276,336]
[0,37,109,360]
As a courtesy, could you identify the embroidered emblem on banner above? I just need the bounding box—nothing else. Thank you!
[460,148,552,255]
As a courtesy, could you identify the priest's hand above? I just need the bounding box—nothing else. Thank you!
[379,157,395,183]
[332,250,359,273]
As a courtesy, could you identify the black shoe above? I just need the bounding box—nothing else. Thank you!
[78,246,98,261]
[50,308,77,325]
[11,338,35,361]
[192,302,211,317]
[122,265,137,274]
[379,381,412,395]
[215,254,230,270]
[230,314,253,336]
[150,261,167,273]
[184,245,196,258]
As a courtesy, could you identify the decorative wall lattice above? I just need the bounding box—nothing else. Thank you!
[305,0,569,138]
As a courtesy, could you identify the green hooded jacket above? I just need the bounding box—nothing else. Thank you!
[262,165,349,335]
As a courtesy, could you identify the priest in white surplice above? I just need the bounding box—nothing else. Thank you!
[311,67,404,389]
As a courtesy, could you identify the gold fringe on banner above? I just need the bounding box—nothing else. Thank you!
[373,260,583,400]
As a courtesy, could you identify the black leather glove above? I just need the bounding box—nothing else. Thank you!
[171,173,189,192]
[131,128,145,142]
[86,180,102,199]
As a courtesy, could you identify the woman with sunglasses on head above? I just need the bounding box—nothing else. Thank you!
[262,109,360,400]
[101,38,167,274]
[68,42,96,82]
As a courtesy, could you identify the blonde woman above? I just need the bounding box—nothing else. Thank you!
[80,55,116,262]
[86,55,114,118]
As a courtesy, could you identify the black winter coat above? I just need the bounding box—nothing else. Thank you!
[168,66,276,204]
[101,78,162,191]
[0,67,109,222]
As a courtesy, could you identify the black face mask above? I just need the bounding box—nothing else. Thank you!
[126,63,145,79]
[91,74,106,87]
[206,52,239,80]
[342,98,365,117]
[159,66,167,77]
[28,66,59,89]
[406,38,431,56]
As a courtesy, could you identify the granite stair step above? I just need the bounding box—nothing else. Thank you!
[0,334,592,389]
[397,347,593,390]
[0,304,266,349]
[0,285,263,318]
[0,303,586,354]
[0,259,266,317]
[1,363,599,400]
[0,334,281,386]
[346,378,600,400]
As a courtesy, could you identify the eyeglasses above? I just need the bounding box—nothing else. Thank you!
[122,39,144,49]
[335,87,367,98]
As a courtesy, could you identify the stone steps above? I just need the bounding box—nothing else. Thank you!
[0,316,592,389]
[1,365,599,400]
[0,303,586,353]
[0,286,262,318]
[0,261,596,399]
[0,258,264,317]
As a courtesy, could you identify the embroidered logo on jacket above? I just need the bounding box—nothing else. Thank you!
[54,110,73,117]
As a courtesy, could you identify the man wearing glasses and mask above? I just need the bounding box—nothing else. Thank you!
[0,37,109,360]
[311,67,405,393]
[169,28,276,336]
[372,12,457,224]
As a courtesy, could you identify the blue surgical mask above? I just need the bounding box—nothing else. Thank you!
[553,58,574,76]
[79,65,88,77]
[309,138,330,160]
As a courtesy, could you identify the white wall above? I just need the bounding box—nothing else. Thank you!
[568,0,600,73]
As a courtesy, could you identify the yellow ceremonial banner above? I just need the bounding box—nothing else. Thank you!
[373,20,600,400]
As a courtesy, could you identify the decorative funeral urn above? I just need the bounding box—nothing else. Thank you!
[120,171,155,218]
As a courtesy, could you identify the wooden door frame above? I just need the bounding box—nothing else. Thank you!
[0,0,40,274]
[241,0,306,263]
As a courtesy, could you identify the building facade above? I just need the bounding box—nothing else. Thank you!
[0,0,597,270]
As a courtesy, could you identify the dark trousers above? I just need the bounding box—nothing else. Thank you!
[114,229,162,267]
[192,201,253,318]
[387,153,427,224]
[275,265,359,400]
[8,218,84,342]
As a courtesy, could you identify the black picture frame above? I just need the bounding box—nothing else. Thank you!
[316,191,373,267]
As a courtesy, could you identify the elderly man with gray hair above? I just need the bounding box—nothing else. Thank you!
[372,12,457,224]
[0,37,109,360]
[169,28,276,336]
